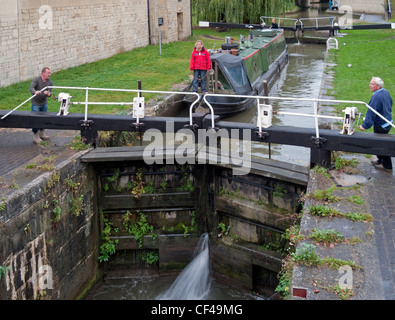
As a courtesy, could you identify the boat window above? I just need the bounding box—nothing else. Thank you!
[217,71,232,90]
[223,64,249,88]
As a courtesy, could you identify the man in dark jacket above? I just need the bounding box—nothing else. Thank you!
[29,67,53,143]
[190,40,211,94]
[360,77,393,170]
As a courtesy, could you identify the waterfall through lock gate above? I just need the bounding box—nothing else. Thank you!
[156,233,211,300]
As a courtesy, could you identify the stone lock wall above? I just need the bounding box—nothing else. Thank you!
[0,151,99,300]
[0,0,191,87]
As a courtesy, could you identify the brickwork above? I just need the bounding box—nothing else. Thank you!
[0,0,191,87]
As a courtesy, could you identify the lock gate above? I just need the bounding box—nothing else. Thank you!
[1,86,395,169]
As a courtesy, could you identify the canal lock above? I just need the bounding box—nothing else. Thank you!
[87,149,308,298]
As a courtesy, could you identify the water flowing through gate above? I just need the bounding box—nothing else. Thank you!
[156,233,211,300]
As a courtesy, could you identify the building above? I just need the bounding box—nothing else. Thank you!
[0,0,192,87]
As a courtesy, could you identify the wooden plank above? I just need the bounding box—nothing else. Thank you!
[81,145,197,163]
[100,192,196,210]
[158,234,200,271]
[216,196,293,230]
[2,110,395,159]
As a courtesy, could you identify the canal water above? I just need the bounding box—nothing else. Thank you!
[90,40,326,301]
[91,276,263,300]
[226,40,326,167]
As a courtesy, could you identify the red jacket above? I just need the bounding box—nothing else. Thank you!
[190,47,211,71]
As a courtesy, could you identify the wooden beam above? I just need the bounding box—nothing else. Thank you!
[1,110,395,168]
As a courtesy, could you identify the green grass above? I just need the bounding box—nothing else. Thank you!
[2,25,393,121]
[331,28,395,133]
[0,28,247,115]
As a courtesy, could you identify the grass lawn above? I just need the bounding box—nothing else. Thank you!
[330,27,395,133]
[1,24,393,130]
[0,28,247,115]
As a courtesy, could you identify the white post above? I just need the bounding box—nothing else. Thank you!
[313,99,320,138]
[84,88,89,121]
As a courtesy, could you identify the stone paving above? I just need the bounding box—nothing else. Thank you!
[292,154,395,300]
[365,162,395,299]
[0,128,41,177]
[0,128,81,197]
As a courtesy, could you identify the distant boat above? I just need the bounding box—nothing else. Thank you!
[185,26,288,117]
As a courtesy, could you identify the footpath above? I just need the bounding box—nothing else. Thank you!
[292,154,395,300]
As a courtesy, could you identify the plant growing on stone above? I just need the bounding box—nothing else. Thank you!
[291,243,321,266]
[275,255,293,299]
[332,152,359,170]
[311,185,339,202]
[177,167,194,192]
[160,177,167,191]
[0,197,6,212]
[44,171,60,193]
[24,223,31,235]
[217,222,230,238]
[65,177,84,217]
[313,165,331,178]
[68,135,91,150]
[328,284,354,300]
[139,250,159,265]
[0,265,10,280]
[309,228,344,244]
[308,204,373,222]
[70,194,84,217]
[98,218,118,263]
[283,224,302,246]
[273,185,288,198]
[144,179,156,194]
[123,211,156,247]
[51,199,61,223]
[291,243,360,270]
[132,169,146,199]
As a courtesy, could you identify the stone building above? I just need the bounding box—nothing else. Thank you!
[0,0,192,87]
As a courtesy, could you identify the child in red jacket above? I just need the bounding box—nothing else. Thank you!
[190,40,211,94]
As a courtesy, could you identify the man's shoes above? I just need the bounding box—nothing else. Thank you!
[39,129,50,140]
[371,160,381,165]
[33,132,42,144]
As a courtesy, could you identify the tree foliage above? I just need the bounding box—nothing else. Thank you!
[192,0,296,24]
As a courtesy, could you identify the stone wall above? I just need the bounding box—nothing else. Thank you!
[0,151,99,300]
[0,0,191,87]
[148,0,192,45]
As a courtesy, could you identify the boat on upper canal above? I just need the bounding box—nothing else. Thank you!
[185,23,288,117]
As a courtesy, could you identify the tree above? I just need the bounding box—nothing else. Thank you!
[192,0,296,24]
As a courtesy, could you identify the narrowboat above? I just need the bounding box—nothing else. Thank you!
[186,27,288,117]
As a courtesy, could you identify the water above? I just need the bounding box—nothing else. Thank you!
[226,41,326,166]
[156,233,211,300]
[91,233,261,300]
[91,276,261,300]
